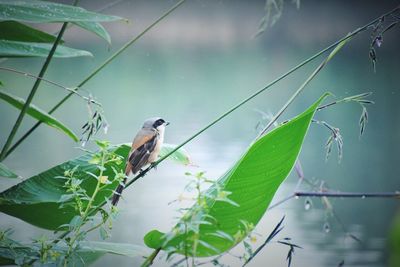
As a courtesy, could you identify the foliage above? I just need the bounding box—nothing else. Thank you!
[0,143,191,230]
[0,228,148,266]
[0,141,188,265]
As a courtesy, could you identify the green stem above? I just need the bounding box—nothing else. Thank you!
[66,149,106,260]
[0,67,100,105]
[4,0,187,159]
[256,45,336,138]
[141,248,161,267]
[0,4,76,161]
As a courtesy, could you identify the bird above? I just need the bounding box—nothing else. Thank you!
[111,117,169,206]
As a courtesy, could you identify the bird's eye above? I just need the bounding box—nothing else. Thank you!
[154,119,165,127]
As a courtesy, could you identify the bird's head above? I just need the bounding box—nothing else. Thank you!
[143,117,169,131]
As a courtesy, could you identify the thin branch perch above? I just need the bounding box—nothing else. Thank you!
[269,191,400,210]
[294,191,400,198]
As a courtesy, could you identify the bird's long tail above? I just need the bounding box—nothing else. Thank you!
[111,177,127,206]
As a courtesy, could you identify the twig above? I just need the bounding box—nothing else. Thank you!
[256,35,348,138]
[4,0,187,159]
[294,191,400,198]
[0,67,100,106]
[269,190,400,211]
[242,216,285,266]
[170,257,186,267]
[268,194,296,210]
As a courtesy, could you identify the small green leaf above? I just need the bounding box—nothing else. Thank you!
[0,163,18,179]
[0,21,60,43]
[0,89,79,142]
[0,40,92,58]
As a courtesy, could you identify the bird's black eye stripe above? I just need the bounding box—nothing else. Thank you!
[153,119,165,127]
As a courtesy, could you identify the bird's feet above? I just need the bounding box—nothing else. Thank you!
[149,162,157,170]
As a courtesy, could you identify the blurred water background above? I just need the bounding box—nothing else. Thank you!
[0,0,399,266]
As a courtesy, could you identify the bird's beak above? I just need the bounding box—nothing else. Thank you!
[165,121,170,126]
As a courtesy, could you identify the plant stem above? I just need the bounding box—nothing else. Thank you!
[268,191,400,210]
[0,67,100,105]
[4,0,187,159]
[0,11,74,161]
[256,34,351,138]
[141,248,161,267]
[65,149,106,263]
[294,191,400,198]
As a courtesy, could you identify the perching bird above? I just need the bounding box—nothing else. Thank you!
[111,117,169,206]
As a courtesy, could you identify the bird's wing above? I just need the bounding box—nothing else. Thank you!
[127,132,158,174]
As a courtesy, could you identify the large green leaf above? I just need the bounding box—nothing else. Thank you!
[144,94,329,257]
[0,21,59,43]
[0,0,122,23]
[0,89,79,142]
[0,40,92,58]
[0,144,190,230]
[0,163,18,178]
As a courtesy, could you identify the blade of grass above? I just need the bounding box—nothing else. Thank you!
[0,0,80,161]
[256,35,352,138]
[4,0,187,159]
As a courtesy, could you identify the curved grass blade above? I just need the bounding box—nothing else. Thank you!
[0,90,79,142]
[144,93,329,257]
